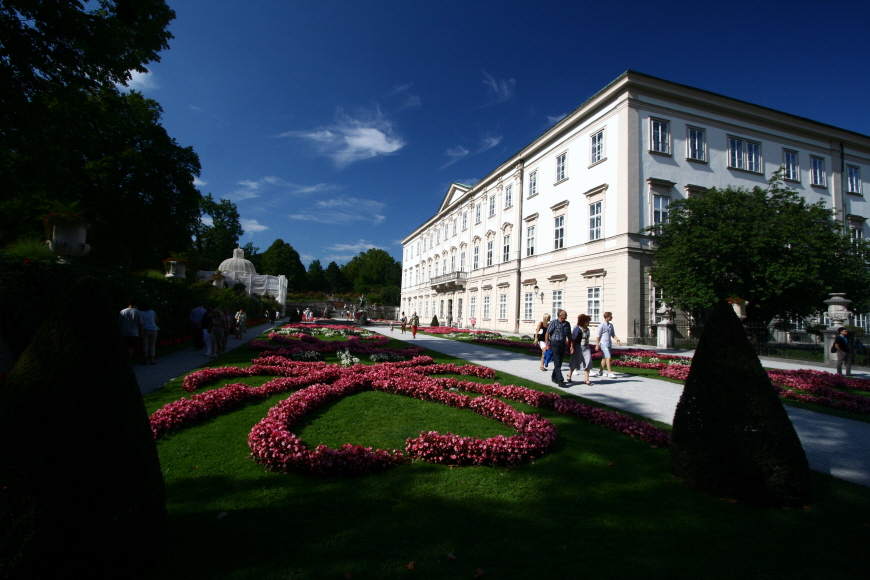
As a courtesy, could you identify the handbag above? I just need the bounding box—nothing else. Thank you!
[543,348,553,366]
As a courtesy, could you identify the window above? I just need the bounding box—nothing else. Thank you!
[591,130,604,164]
[728,137,762,172]
[526,225,535,257]
[483,295,491,319]
[505,184,513,208]
[589,201,602,241]
[470,296,477,320]
[811,157,826,187]
[424,299,428,318]
[783,150,799,181]
[428,264,431,280]
[462,212,468,230]
[475,204,481,223]
[436,229,440,244]
[852,225,864,245]
[450,255,455,272]
[524,292,533,320]
[453,219,457,236]
[529,171,538,196]
[587,287,601,322]
[486,240,493,266]
[551,290,563,319]
[652,195,669,226]
[460,251,466,271]
[434,261,439,277]
[554,215,565,249]
[444,224,448,240]
[473,245,479,269]
[650,119,670,154]
[848,166,862,194]
[499,294,507,319]
[457,298,463,320]
[556,153,567,182]
[489,196,496,217]
[687,127,706,161]
[502,234,511,262]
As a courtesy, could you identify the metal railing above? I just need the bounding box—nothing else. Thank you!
[430,271,468,285]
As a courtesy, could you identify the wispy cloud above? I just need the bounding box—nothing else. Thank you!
[442,145,470,168]
[477,134,502,153]
[281,108,405,168]
[227,176,339,202]
[482,71,515,105]
[325,240,379,253]
[241,218,269,233]
[193,177,208,188]
[385,83,422,111]
[122,70,158,91]
[441,134,502,168]
[547,113,568,126]
[288,196,386,225]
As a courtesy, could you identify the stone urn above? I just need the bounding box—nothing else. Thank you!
[46,221,90,264]
[210,273,226,288]
[164,260,187,279]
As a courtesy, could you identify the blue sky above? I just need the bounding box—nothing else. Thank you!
[126,0,870,267]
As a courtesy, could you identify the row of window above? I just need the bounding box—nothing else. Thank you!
[406,287,604,323]
[649,118,863,192]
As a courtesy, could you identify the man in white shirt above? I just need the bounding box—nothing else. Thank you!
[593,311,622,378]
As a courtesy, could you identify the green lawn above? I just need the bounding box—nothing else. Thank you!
[143,331,870,579]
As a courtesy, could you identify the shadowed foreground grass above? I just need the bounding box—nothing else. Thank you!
[143,333,870,580]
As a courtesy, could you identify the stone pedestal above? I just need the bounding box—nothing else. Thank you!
[655,304,676,349]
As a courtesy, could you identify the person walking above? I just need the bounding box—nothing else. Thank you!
[410,312,420,338]
[139,301,159,365]
[545,309,573,387]
[208,306,227,358]
[567,314,593,385]
[400,311,407,334]
[834,327,854,376]
[119,298,142,362]
[189,302,207,351]
[235,308,247,339]
[535,313,552,371]
[593,311,622,378]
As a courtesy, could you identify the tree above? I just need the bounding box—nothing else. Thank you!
[648,173,870,325]
[260,239,306,291]
[194,194,244,270]
[241,242,262,272]
[324,260,348,294]
[670,300,812,507]
[341,248,401,296]
[306,259,329,293]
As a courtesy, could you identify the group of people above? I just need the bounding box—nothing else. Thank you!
[392,311,420,338]
[119,298,160,365]
[189,304,248,359]
[535,310,622,388]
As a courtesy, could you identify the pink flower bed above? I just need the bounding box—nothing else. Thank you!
[419,326,498,336]
[249,330,425,359]
[151,354,671,476]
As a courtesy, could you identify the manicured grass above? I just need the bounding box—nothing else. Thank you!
[143,332,870,580]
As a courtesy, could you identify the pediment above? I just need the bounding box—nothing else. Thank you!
[438,182,472,214]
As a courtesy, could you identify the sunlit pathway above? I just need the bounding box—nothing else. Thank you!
[372,326,870,488]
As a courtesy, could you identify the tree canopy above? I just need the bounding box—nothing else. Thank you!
[260,239,306,291]
[648,174,870,324]
[194,194,244,270]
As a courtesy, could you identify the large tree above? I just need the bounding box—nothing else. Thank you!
[260,239,306,292]
[194,194,244,269]
[341,248,401,295]
[649,174,870,325]
[306,259,329,293]
[324,260,348,294]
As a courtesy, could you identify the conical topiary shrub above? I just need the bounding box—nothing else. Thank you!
[431,315,439,327]
[670,300,812,507]
[0,276,166,578]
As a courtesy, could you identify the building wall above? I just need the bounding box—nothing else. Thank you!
[400,72,870,341]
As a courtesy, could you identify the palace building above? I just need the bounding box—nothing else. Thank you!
[399,71,870,341]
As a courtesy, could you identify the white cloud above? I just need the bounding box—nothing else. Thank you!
[547,113,568,126]
[200,215,213,227]
[281,108,405,168]
[442,145,469,168]
[326,240,378,253]
[227,176,339,202]
[482,72,515,105]
[240,218,268,233]
[193,177,208,187]
[477,134,502,153]
[288,196,386,225]
[123,70,158,91]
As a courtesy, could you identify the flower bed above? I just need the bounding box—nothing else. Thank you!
[152,354,671,476]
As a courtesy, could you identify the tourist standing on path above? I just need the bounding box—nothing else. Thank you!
[535,313,552,371]
[835,327,854,376]
[190,302,207,351]
[400,312,407,334]
[410,312,420,338]
[545,309,573,387]
[235,308,247,339]
[139,301,159,365]
[593,311,622,378]
[208,307,227,358]
[119,298,142,362]
[567,314,593,385]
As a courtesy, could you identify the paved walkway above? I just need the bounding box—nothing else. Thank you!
[372,326,870,488]
[136,321,870,488]
[134,318,286,395]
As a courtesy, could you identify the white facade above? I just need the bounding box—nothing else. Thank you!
[400,71,870,340]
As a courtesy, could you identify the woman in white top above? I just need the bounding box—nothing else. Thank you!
[567,314,593,385]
